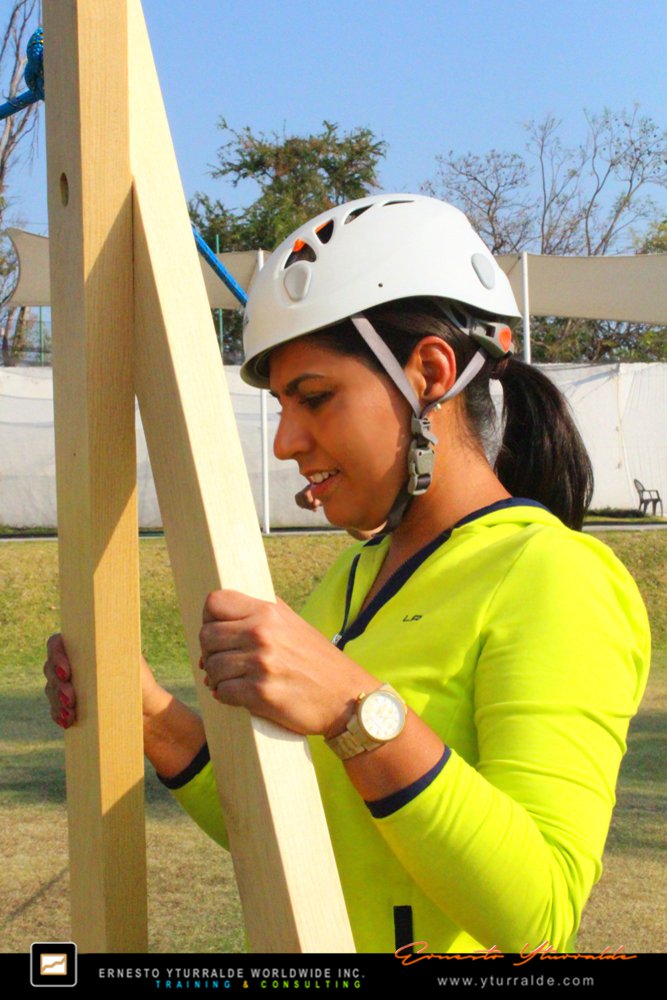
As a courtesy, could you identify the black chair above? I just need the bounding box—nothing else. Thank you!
[633,479,663,516]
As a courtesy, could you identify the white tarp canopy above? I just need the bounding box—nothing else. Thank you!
[7,227,667,324]
[3,230,665,527]
[497,252,667,325]
[1,364,664,529]
[4,227,263,310]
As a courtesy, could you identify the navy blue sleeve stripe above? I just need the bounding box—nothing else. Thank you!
[365,745,452,819]
[157,741,210,790]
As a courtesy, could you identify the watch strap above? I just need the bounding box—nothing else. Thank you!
[325,684,405,760]
[325,724,383,760]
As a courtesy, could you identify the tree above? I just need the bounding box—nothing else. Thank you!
[190,120,387,361]
[1,0,41,366]
[424,109,667,362]
[611,216,667,362]
[641,217,667,254]
[193,118,387,251]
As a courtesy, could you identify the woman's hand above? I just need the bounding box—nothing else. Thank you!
[44,633,76,729]
[199,590,375,738]
[199,590,445,801]
[295,484,321,512]
[43,634,164,730]
[295,484,385,541]
[43,636,205,780]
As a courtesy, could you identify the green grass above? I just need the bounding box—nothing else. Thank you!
[586,515,667,524]
[0,533,356,954]
[0,525,58,538]
[587,508,666,524]
[0,531,664,952]
[592,531,667,647]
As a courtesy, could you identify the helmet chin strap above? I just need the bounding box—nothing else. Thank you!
[350,314,487,533]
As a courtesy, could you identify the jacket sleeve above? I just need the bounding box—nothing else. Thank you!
[369,530,650,952]
[164,748,229,851]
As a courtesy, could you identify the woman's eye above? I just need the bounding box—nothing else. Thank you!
[300,393,331,410]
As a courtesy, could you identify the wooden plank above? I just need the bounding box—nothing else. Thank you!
[127,0,354,953]
[43,0,147,952]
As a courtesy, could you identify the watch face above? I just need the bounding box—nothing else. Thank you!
[359,689,405,741]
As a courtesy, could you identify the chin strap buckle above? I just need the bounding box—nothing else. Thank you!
[407,414,438,496]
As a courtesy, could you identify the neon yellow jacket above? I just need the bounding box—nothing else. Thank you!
[169,500,650,953]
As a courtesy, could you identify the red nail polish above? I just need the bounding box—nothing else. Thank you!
[198,656,204,670]
[59,691,70,708]
[55,666,67,681]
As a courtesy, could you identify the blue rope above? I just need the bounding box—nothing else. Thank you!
[0,27,43,121]
[25,27,44,99]
[192,226,248,307]
[0,27,248,308]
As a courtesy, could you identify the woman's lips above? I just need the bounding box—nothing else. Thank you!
[308,471,339,500]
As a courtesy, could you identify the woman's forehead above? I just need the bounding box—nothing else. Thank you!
[268,336,355,389]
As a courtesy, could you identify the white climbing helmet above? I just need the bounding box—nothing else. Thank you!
[241,192,519,387]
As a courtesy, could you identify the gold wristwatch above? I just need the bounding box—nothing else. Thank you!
[325,684,407,760]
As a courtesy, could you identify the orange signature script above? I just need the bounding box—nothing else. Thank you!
[394,942,636,967]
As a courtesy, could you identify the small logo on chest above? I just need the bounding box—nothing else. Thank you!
[402,614,423,622]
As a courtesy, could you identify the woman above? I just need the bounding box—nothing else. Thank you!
[45,194,650,953]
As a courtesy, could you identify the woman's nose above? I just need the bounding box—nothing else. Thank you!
[273,410,312,462]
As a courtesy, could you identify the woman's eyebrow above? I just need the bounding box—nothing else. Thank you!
[272,373,328,398]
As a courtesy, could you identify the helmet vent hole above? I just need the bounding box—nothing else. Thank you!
[449,305,468,328]
[284,241,317,268]
[344,205,372,224]
[315,219,334,244]
[382,199,414,207]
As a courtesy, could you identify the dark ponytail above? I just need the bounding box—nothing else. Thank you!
[310,299,594,531]
[493,358,593,531]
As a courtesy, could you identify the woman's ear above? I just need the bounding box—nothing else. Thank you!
[404,337,457,405]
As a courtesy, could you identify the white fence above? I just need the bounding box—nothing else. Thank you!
[1,363,665,528]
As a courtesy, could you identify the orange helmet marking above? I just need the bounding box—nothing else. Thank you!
[499,326,513,353]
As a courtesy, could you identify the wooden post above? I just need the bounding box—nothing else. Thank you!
[43,0,147,952]
[44,0,354,953]
[128,0,354,952]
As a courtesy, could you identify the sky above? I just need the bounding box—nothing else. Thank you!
[5,0,667,238]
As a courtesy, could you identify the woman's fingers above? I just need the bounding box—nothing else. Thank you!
[202,588,270,626]
[45,633,71,681]
[45,677,75,728]
[200,592,286,714]
[199,620,254,657]
[294,485,320,511]
[200,593,278,675]
[44,637,166,732]
[202,648,249,686]
[44,633,77,729]
[199,589,373,737]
